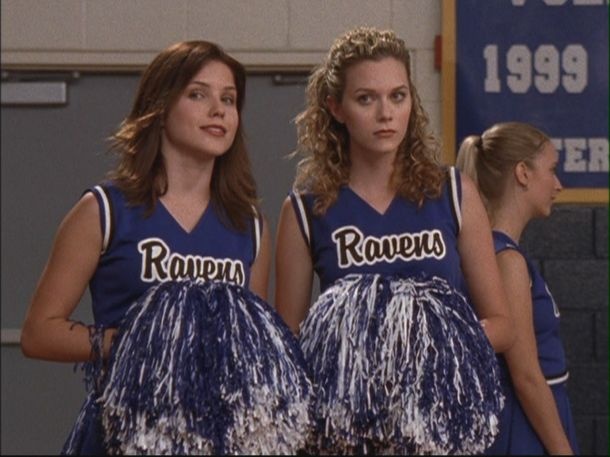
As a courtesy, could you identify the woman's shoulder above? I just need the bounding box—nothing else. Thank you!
[88,180,139,208]
[288,188,317,206]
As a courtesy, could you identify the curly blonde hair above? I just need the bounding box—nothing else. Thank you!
[293,26,445,214]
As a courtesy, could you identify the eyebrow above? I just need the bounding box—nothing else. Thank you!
[353,84,409,92]
[189,81,237,92]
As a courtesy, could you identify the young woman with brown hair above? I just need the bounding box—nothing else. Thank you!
[21,40,311,455]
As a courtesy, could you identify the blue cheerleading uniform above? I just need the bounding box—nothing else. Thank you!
[89,184,258,327]
[291,169,465,293]
[291,167,503,454]
[62,183,312,455]
[485,230,579,455]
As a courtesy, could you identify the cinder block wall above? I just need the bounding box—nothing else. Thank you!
[522,205,609,455]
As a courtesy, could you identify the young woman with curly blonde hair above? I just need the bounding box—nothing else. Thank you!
[275,26,513,454]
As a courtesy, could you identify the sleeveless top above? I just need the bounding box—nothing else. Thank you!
[87,183,262,327]
[290,167,465,292]
[493,230,568,379]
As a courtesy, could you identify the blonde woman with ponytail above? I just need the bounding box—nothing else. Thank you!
[457,121,579,455]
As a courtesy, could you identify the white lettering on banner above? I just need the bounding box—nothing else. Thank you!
[484,44,588,94]
[507,45,532,93]
[552,138,609,172]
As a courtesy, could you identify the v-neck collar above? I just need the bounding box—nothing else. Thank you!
[344,186,398,216]
[158,199,210,235]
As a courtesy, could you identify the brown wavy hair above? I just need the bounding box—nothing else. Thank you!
[293,27,445,214]
[108,40,258,231]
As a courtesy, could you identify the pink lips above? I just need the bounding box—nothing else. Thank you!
[374,129,396,137]
[201,125,227,136]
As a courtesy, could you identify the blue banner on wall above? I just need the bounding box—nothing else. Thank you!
[456,0,608,189]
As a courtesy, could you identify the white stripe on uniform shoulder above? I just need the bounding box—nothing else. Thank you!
[252,205,261,259]
[449,166,462,231]
[292,191,310,246]
[93,185,111,254]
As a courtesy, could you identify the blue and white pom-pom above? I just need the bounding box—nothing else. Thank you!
[300,273,503,455]
[100,279,313,455]
[62,323,107,455]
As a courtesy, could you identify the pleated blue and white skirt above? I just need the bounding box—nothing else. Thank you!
[299,273,504,455]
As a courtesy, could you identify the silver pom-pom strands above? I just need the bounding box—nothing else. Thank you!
[300,273,503,455]
[100,280,313,455]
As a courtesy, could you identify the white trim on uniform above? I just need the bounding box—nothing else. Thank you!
[449,166,462,231]
[546,371,569,386]
[293,192,311,246]
[252,205,262,259]
[93,185,111,254]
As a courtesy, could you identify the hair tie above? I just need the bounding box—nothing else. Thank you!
[475,136,483,151]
